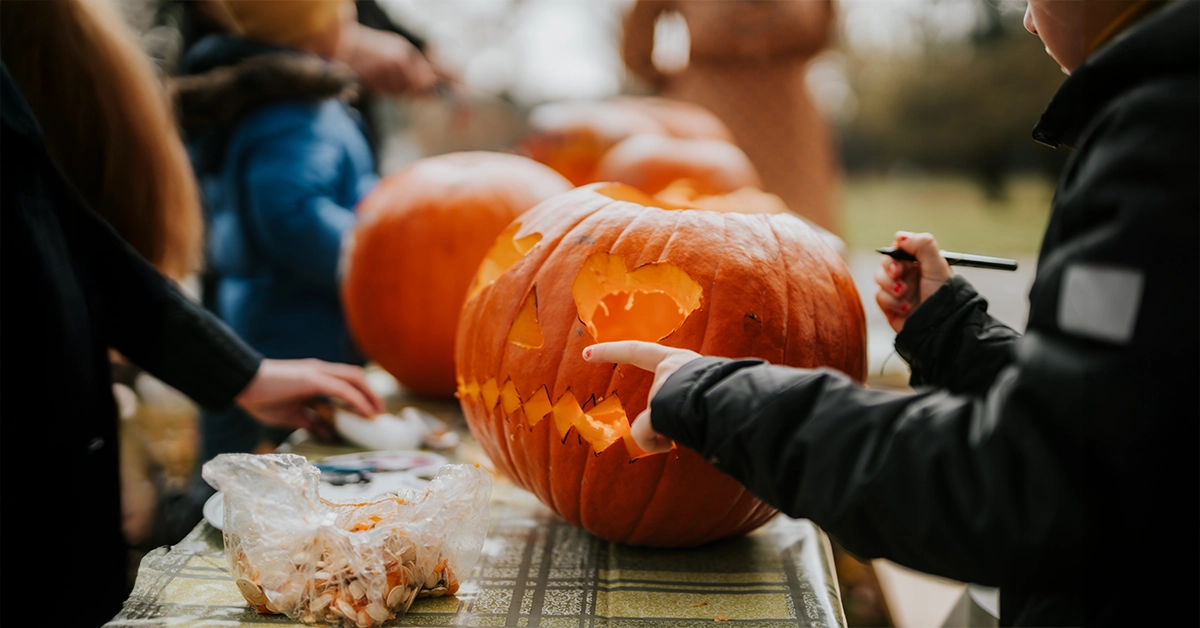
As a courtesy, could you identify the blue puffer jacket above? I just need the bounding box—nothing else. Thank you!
[177,35,377,363]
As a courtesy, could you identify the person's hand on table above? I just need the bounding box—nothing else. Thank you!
[338,23,438,96]
[236,359,384,438]
[875,230,954,332]
[582,341,700,454]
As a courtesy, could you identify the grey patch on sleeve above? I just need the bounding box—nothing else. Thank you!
[1058,263,1144,344]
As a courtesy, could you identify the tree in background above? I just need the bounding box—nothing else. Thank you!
[838,0,1068,201]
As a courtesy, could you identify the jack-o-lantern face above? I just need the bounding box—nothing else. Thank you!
[455,184,866,547]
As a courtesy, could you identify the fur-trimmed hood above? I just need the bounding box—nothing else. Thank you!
[172,34,360,173]
[171,41,358,137]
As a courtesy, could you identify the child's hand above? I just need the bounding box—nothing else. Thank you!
[339,24,438,96]
[237,359,385,432]
[582,341,701,454]
[875,231,954,332]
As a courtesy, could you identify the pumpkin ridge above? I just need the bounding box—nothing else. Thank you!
[700,473,758,545]
[523,386,556,507]
[610,445,674,543]
[545,387,583,524]
[496,378,537,494]
[679,482,751,547]
[769,220,791,367]
[827,248,868,381]
[696,215,730,355]
[539,206,629,399]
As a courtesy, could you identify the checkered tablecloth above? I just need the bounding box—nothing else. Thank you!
[107,383,845,627]
[108,482,843,628]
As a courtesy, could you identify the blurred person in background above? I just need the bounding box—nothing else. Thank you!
[622,0,842,235]
[155,0,438,161]
[0,0,385,625]
[162,0,413,542]
[3,0,211,549]
[590,1,1197,626]
[2,0,205,283]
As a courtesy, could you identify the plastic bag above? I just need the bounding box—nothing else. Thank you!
[202,453,491,627]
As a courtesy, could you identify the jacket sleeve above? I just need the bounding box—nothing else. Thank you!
[894,275,1022,396]
[54,157,264,410]
[650,74,1200,594]
[241,124,357,293]
[651,354,1085,590]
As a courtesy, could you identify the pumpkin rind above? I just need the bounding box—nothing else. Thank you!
[455,184,867,546]
[591,134,763,197]
[519,97,736,187]
[343,152,571,398]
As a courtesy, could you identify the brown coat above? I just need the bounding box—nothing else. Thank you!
[623,0,842,233]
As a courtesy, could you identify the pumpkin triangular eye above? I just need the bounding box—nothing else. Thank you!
[468,223,543,302]
[507,286,544,349]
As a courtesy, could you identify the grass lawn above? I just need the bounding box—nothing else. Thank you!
[840,174,1056,256]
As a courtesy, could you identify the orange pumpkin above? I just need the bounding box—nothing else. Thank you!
[343,152,571,398]
[455,183,866,546]
[519,97,735,186]
[591,134,762,197]
[608,96,735,143]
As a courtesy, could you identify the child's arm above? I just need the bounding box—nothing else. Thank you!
[586,341,1083,591]
[893,274,1022,395]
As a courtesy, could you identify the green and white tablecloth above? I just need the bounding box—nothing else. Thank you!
[107,385,845,627]
[108,483,843,627]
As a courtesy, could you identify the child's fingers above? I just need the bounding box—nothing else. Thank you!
[583,341,674,372]
[875,266,907,298]
[894,231,953,281]
[875,289,911,315]
[317,375,379,419]
[630,409,672,454]
[879,255,905,280]
[309,360,386,413]
[875,291,912,333]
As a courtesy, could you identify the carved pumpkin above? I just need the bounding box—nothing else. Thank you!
[519,97,734,186]
[344,152,571,398]
[591,134,762,197]
[455,183,866,546]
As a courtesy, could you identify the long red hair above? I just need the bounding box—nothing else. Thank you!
[1,0,203,280]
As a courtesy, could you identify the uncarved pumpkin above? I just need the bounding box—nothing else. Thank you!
[608,96,735,143]
[455,183,866,546]
[591,134,762,197]
[519,97,735,186]
[343,152,571,398]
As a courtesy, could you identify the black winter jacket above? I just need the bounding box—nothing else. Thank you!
[651,3,1199,626]
[0,63,263,627]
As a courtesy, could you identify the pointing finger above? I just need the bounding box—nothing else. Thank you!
[583,341,675,372]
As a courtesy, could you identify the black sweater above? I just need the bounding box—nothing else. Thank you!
[651,2,1199,626]
[1,63,262,627]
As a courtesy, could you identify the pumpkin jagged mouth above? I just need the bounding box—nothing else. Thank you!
[572,252,702,344]
[457,377,650,456]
